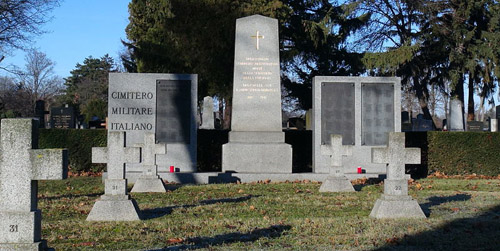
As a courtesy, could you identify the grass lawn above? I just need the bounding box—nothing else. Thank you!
[39,176,500,250]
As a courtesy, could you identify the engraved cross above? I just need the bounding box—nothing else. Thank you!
[250,31,264,50]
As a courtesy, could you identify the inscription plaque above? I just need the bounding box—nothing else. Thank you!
[156,80,191,143]
[361,83,394,145]
[321,82,355,145]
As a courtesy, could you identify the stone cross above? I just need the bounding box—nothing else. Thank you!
[369,132,425,218]
[87,131,142,221]
[0,119,68,249]
[131,132,167,193]
[319,134,354,192]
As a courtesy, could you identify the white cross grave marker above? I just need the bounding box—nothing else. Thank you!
[131,132,167,193]
[0,119,68,249]
[369,132,426,218]
[87,131,142,221]
[319,134,354,192]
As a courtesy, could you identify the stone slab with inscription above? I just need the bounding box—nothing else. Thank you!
[108,73,197,174]
[313,76,401,174]
[50,106,76,129]
[0,119,68,249]
[87,131,141,221]
[369,132,425,219]
[222,15,292,173]
[449,99,465,131]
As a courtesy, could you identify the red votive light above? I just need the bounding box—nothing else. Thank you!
[357,167,362,174]
[170,166,174,173]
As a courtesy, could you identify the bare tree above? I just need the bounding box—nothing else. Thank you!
[0,0,59,61]
[15,49,62,116]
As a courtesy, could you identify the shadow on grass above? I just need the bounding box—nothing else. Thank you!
[353,178,383,191]
[140,195,259,220]
[374,204,500,250]
[40,192,102,201]
[420,193,472,217]
[150,224,292,250]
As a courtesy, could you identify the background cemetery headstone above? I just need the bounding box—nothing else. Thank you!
[412,114,434,131]
[0,119,68,249]
[222,15,292,173]
[35,100,49,128]
[108,73,198,180]
[313,76,401,174]
[466,121,485,132]
[491,119,498,132]
[131,132,167,193]
[87,131,141,221]
[448,99,465,131]
[200,96,215,129]
[319,134,354,192]
[50,105,76,129]
[370,132,425,219]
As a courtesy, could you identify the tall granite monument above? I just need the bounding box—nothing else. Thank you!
[222,15,292,173]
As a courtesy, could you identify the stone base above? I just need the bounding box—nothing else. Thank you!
[0,240,46,251]
[222,142,292,173]
[131,176,166,193]
[0,211,41,244]
[370,195,426,219]
[319,176,355,192]
[86,195,141,221]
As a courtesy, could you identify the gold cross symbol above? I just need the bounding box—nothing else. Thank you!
[250,31,264,50]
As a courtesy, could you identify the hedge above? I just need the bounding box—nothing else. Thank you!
[39,129,107,172]
[38,129,500,176]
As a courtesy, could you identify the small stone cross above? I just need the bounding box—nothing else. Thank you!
[87,131,141,221]
[372,132,420,180]
[131,133,167,193]
[251,30,264,50]
[319,134,354,192]
[369,132,425,218]
[0,119,68,248]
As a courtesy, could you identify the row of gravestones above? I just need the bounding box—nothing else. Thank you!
[0,118,426,249]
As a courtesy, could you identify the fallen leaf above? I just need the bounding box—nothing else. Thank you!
[451,207,460,212]
[166,238,184,244]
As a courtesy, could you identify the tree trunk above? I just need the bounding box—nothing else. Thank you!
[413,76,436,128]
[467,73,475,121]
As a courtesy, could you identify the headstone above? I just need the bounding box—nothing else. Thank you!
[401,111,412,132]
[131,132,167,193]
[319,134,354,192]
[108,73,198,174]
[313,77,401,174]
[412,116,433,131]
[466,121,484,132]
[200,96,215,129]
[0,119,68,249]
[222,15,292,173]
[449,99,464,131]
[87,131,141,221]
[491,119,498,132]
[370,132,426,219]
[50,105,76,129]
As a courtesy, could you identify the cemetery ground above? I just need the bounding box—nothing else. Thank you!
[38,174,500,250]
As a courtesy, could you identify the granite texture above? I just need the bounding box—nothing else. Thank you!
[222,15,292,173]
[131,132,166,193]
[370,132,425,219]
[200,96,214,129]
[0,119,68,249]
[88,131,141,221]
[108,73,198,173]
[319,134,354,192]
[313,76,401,174]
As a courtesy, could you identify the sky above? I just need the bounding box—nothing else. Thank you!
[2,0,130,78]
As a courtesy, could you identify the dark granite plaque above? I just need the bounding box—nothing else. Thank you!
[156,80,191,143]
[50,107,75,129]
[466,121,484,132]
[496,105,500,120]
[361,83,394,145]
[321,82,355,145]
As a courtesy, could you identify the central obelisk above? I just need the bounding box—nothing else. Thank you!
[222,15,292,173]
